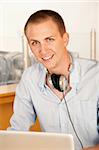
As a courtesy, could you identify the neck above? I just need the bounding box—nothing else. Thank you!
[48,51,72,78]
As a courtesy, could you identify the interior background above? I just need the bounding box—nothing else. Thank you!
[0,0,99,60]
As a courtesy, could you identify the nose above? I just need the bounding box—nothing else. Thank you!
[39,42,48,54]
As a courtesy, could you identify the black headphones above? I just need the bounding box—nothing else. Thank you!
[47,73,68,92]
[47,53,73,92]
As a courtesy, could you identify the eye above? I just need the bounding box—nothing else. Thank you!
[31,41,39,46]
[46,37,55,42]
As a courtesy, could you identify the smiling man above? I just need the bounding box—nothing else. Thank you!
[8,10,99,150]
[24,12,69,77]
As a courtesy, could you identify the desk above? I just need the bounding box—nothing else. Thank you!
[0,84,41,131]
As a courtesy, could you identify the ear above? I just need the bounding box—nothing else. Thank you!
[63,32,69,46]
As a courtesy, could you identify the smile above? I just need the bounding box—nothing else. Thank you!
[42,55,54,61]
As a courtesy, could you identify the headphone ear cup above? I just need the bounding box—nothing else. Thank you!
[51,74,68,92]
[51,74,62,92]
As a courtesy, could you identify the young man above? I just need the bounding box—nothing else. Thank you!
[9,10,99,150]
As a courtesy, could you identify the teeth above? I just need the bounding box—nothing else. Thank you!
[43,56,52,60]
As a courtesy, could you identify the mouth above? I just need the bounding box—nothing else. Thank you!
[42,54,54,61]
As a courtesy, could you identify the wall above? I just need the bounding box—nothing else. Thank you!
[0,1,99,59]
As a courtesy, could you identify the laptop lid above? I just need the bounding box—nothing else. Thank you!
[0,130,74,150]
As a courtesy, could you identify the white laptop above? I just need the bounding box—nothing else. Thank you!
[0,130,74,150]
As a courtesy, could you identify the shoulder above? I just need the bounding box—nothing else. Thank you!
[73,57,99,94]
[21,62,45,83]
[75,57,99,68]
[75,57,99,76]
[16,62,46,94]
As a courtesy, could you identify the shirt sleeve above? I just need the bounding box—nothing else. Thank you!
[8,72,36,131]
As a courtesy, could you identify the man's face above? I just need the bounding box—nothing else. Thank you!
[26,19,68,73]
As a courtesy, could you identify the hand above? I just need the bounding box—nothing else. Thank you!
[82,145,99,150]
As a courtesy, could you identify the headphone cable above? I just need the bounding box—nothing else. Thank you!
[63,93,83,149]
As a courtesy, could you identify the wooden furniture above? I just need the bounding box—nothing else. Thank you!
[0,84,41,131]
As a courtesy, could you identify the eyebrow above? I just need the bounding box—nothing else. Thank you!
[29,35,55,42]
[45,36,55,40]
[29,39,39,42]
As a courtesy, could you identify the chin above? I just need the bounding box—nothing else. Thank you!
[42,60,55,70]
